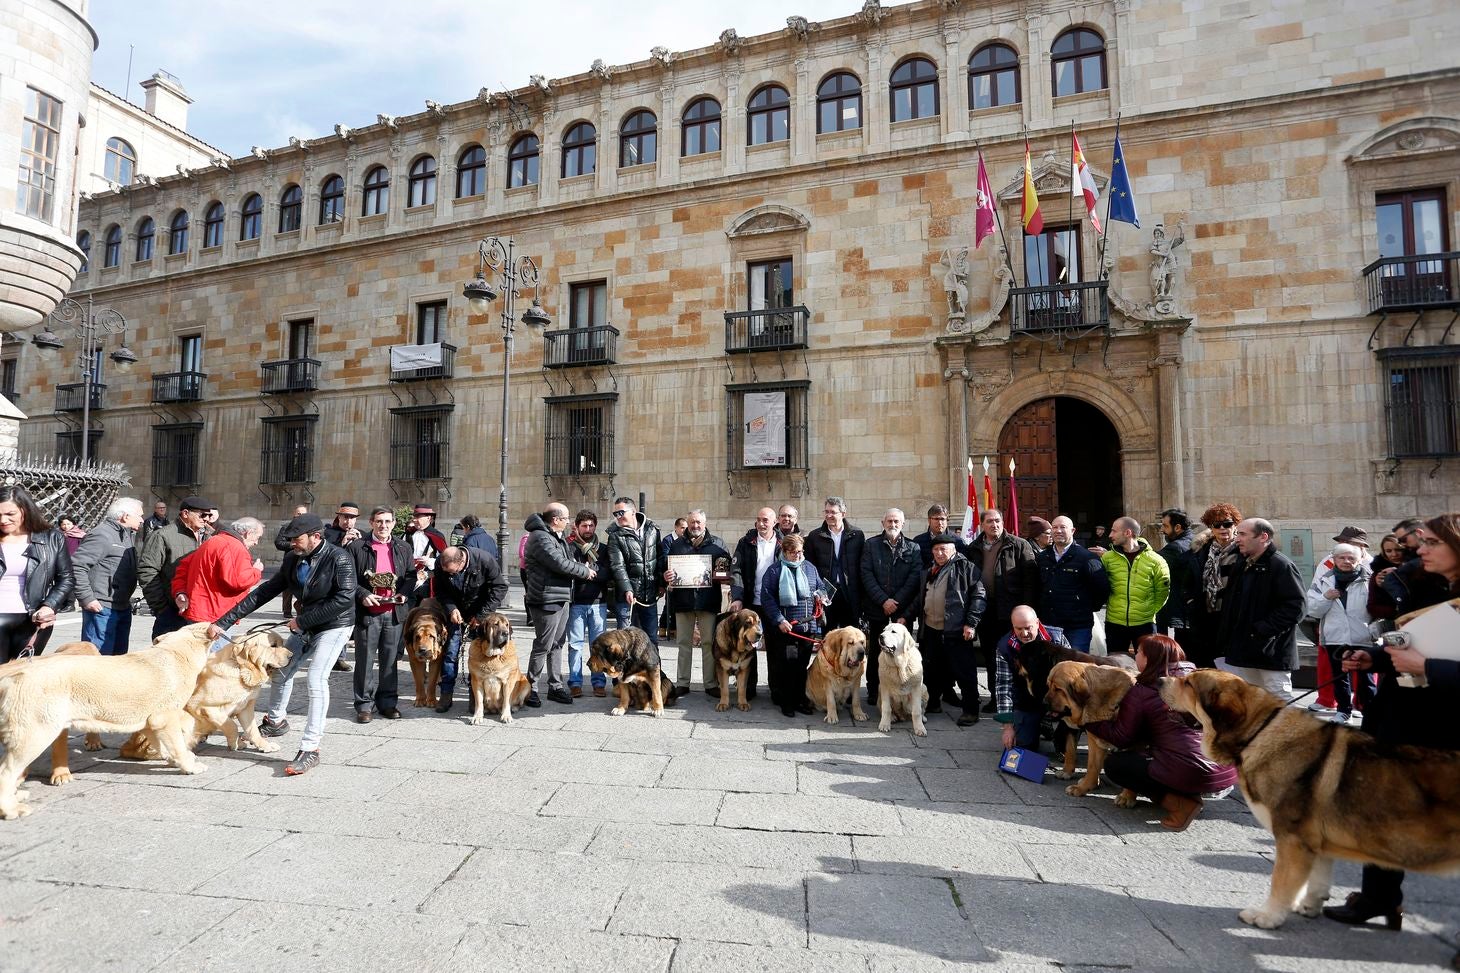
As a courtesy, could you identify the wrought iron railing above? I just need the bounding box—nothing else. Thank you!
[260,358,321,393]
[260,444,314,484]
[151,370,207,403]
[55,382,105,412]
[1009,280,1110,333]
[389,343,456,382]
[389,441,450,480]
[1363,252,1460,314]
[151,423,203,487]
[1383,350,1459,458]
[724,306,810,353]
[542,325,619,368]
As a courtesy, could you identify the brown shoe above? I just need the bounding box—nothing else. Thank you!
[571,685,583,698]
[1158,792,1203,832]
[593,686,606,697]
[355,710,373,724]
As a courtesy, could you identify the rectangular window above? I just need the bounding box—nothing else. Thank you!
[568,280,608,359]
[1375,188,1452,307]
[260,416,316,484]
[288,318,313,359]
[389,405,452,480]
[56,430,102,462]
[17,87,62,222]
[1,359,18,401]
[179,334,202,373]
[1023,225,1082,288]
[544,395,616,477]
[726,382,809,472]
[152,423,203,487]
[1383,350,1459,457]
[416,300,447,344]
[748,258,793,311]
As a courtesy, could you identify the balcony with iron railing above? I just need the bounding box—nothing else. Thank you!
[1008,280,1110,333]
[389,343,456,382]
[542,325,619,368]
[260,445,315,485]
[1363,252,1460,314]
[151,370,207,403]
[260,358,322,394]
[55,382,105,412]
[724,306,810,354]
[389,441,451,480]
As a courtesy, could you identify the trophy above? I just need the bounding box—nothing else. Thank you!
[366,570,406,605]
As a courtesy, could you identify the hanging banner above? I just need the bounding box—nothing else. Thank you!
[743,390,787,467]
[389,342,443,371]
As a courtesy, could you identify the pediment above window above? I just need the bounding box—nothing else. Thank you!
[727,204,810,238]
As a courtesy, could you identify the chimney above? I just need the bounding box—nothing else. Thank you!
[139,70,192,130]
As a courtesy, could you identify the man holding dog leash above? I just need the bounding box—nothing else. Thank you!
[432,541,509,712]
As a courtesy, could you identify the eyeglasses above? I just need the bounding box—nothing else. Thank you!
[1212,520,1235,528]
[612,509,631,517]
[1419,536,1444,548]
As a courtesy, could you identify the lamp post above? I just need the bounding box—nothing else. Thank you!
[32,295,137,465]
[463,237,551,560]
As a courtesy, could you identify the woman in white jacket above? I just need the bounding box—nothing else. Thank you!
[1304,543,1377,723]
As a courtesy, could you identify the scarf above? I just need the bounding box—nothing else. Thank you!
[574,535,599,560]
[778,556,809,607]
[1202,541,1233,612]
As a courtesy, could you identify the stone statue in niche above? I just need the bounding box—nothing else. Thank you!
[941,247,970,325]
[1149,221,1185,316]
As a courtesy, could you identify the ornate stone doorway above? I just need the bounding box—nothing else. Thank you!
[993,396,1124,533]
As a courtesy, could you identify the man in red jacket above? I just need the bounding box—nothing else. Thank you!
[174,516,265,625]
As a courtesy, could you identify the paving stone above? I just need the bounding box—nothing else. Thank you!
[865,960,1061,973]
[806,724,912,745]
[1022,845,1275,893]
[150,900,470,973]
[895,802,1125,848]
[362,715,495,741]
[383,770,560,813]
[915,767,1027,804]
[0,818,283,893]
[343,737,518,774]
[559,711,697,736]
[201,758,417,801]
[588,821,854,872]
[0,876,67,915]
[1087,799,1274,852]
[493,745,667,785]
[421,848,624,929]
[0,885,246,973]
[600,734,769,760]
[852,836,1040,881]
[194,831,470,911]
[671,941,874,972]
[808,873,989,960]
[763,741,958,768]
[690,723,811,744]
[38,780,270,824]
[798,763,929,801]
[659,755,797,793]
[56,750,254,790]
[450,922,676,973]
[718,793,904,835]
[485,726,608,751]
[542,782,722,826]
[608,863,807,946]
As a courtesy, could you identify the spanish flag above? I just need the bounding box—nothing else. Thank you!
[1021,139,1043,236]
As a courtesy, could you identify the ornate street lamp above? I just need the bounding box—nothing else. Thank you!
[32,296,137,465]
[464,237,550,559]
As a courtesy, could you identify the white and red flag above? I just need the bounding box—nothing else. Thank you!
[1071,130,1102,235]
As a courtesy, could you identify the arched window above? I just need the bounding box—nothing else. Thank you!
[747,85,790,146]
[202,201,224,248]
[682,97,721,157]
[104,137,136,185]
[103,225,122,268]
[362,166,389,216]
[561,122,597,178]
[508,134,540,188]
[278,184,302,232]
[318,175,344,224]
[1051,28,1106,96]
[408,156,437,206]
[890,57,939,122]
[240,193,263,240]
[969,44,1021,109]
[135,217,155,261]
[619,110,657,168]
[167,210,189,255]
[817,72,862,133]
[77,231,91,273]
[455,145,485,197]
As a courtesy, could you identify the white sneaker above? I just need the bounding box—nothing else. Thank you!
[1307,702,1335,713]
[1331,712,1351,724]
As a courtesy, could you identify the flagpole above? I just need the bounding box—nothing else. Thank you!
[975,140,1018,284]
[1020,129,1031,290]
[1065,119,1075,281]
[1097,113,1122,282]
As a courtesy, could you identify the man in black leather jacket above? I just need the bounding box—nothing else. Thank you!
[431,543,508,712]
[209,513,356,776]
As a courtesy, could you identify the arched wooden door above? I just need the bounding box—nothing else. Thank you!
[996,398,1058,524]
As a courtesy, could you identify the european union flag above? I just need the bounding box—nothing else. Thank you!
[1107,134,1140,228]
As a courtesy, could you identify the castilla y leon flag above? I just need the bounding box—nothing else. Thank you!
[1071,130,1102,235]
[960,458,979,543]
[1021,140,1043,236]
[1007,458,1020,535]
[974,152,996,249]
[981,456,995,513]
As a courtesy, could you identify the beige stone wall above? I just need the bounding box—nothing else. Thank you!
[78,83,216,196]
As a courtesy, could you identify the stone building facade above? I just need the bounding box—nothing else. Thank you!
[18,0,1460,574]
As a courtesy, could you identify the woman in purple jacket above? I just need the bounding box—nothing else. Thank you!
[1084,634,1237,831]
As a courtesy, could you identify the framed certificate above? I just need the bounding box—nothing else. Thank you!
[667,554,714,589]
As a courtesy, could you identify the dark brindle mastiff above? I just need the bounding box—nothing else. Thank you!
[1160,668,1460,930]
[403,599,450,708]
[589,627,676,717]
[712,609,762,712]
[1012,638,1136,780]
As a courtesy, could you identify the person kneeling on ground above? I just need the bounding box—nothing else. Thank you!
[1082,634,1237,831]
[995,605,1071,753]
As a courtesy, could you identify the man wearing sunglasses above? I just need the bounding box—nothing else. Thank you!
[605,497,666,647]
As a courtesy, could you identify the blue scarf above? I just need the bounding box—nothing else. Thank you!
[778,556,809,607]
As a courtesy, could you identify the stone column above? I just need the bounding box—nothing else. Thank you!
[792,55,812,164]
[1152,343,1186,510]
[539,108,559,205]
[943,28,967,141]
[1025,20,1052,130]
[658,84,679,187]
[487,121,507,214]
[596,89,613,194]
[865,42,888,153]
[724,68,744,175]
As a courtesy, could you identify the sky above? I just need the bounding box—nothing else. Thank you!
[88,0,914,156]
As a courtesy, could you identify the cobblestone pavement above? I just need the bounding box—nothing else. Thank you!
[1,599,1455,972]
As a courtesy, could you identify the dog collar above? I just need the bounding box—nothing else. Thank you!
[1234,707,1283,767]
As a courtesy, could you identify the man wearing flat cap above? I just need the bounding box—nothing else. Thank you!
[137,494,213,639]
[209,512,357,776]
[405,503,447,606]
[1311,525,1372,585]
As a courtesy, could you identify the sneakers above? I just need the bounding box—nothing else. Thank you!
[1307,702,1336,713]
[547,687,574,705]
[1332,712,1351,724]
[285,749,320,776]
[259,716,289,738]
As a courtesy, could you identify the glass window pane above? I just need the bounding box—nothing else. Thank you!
[917,85,935,118]
[972,75,992,110]
[1413,199,1444,255]
[705,121,720,152]
[1376,203,1404,259]
[1054,61,1074,97]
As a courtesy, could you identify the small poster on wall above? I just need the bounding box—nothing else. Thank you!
[743,389,786,467]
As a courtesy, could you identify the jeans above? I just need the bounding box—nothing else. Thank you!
[151,605,187,640]
[1104,620,1157,655]
[1102,748,1174,802]
[1062,626,1093,653]
[567,603,608,688]
[352,612,401,712]
[83,606,133,656]
[613,597,660,647]
[1010,709,1042,750]
[266,625,351,751]
[437,624,464,700]
[528,602,571,693]
[675,610,718,690]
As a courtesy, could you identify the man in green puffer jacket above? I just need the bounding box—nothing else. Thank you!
[1100,516,1170,655]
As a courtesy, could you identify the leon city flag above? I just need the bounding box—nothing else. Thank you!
[1021,140,1043,236]
[1071,130,1102,234]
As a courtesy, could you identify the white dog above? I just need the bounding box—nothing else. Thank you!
[876,622,928,737]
